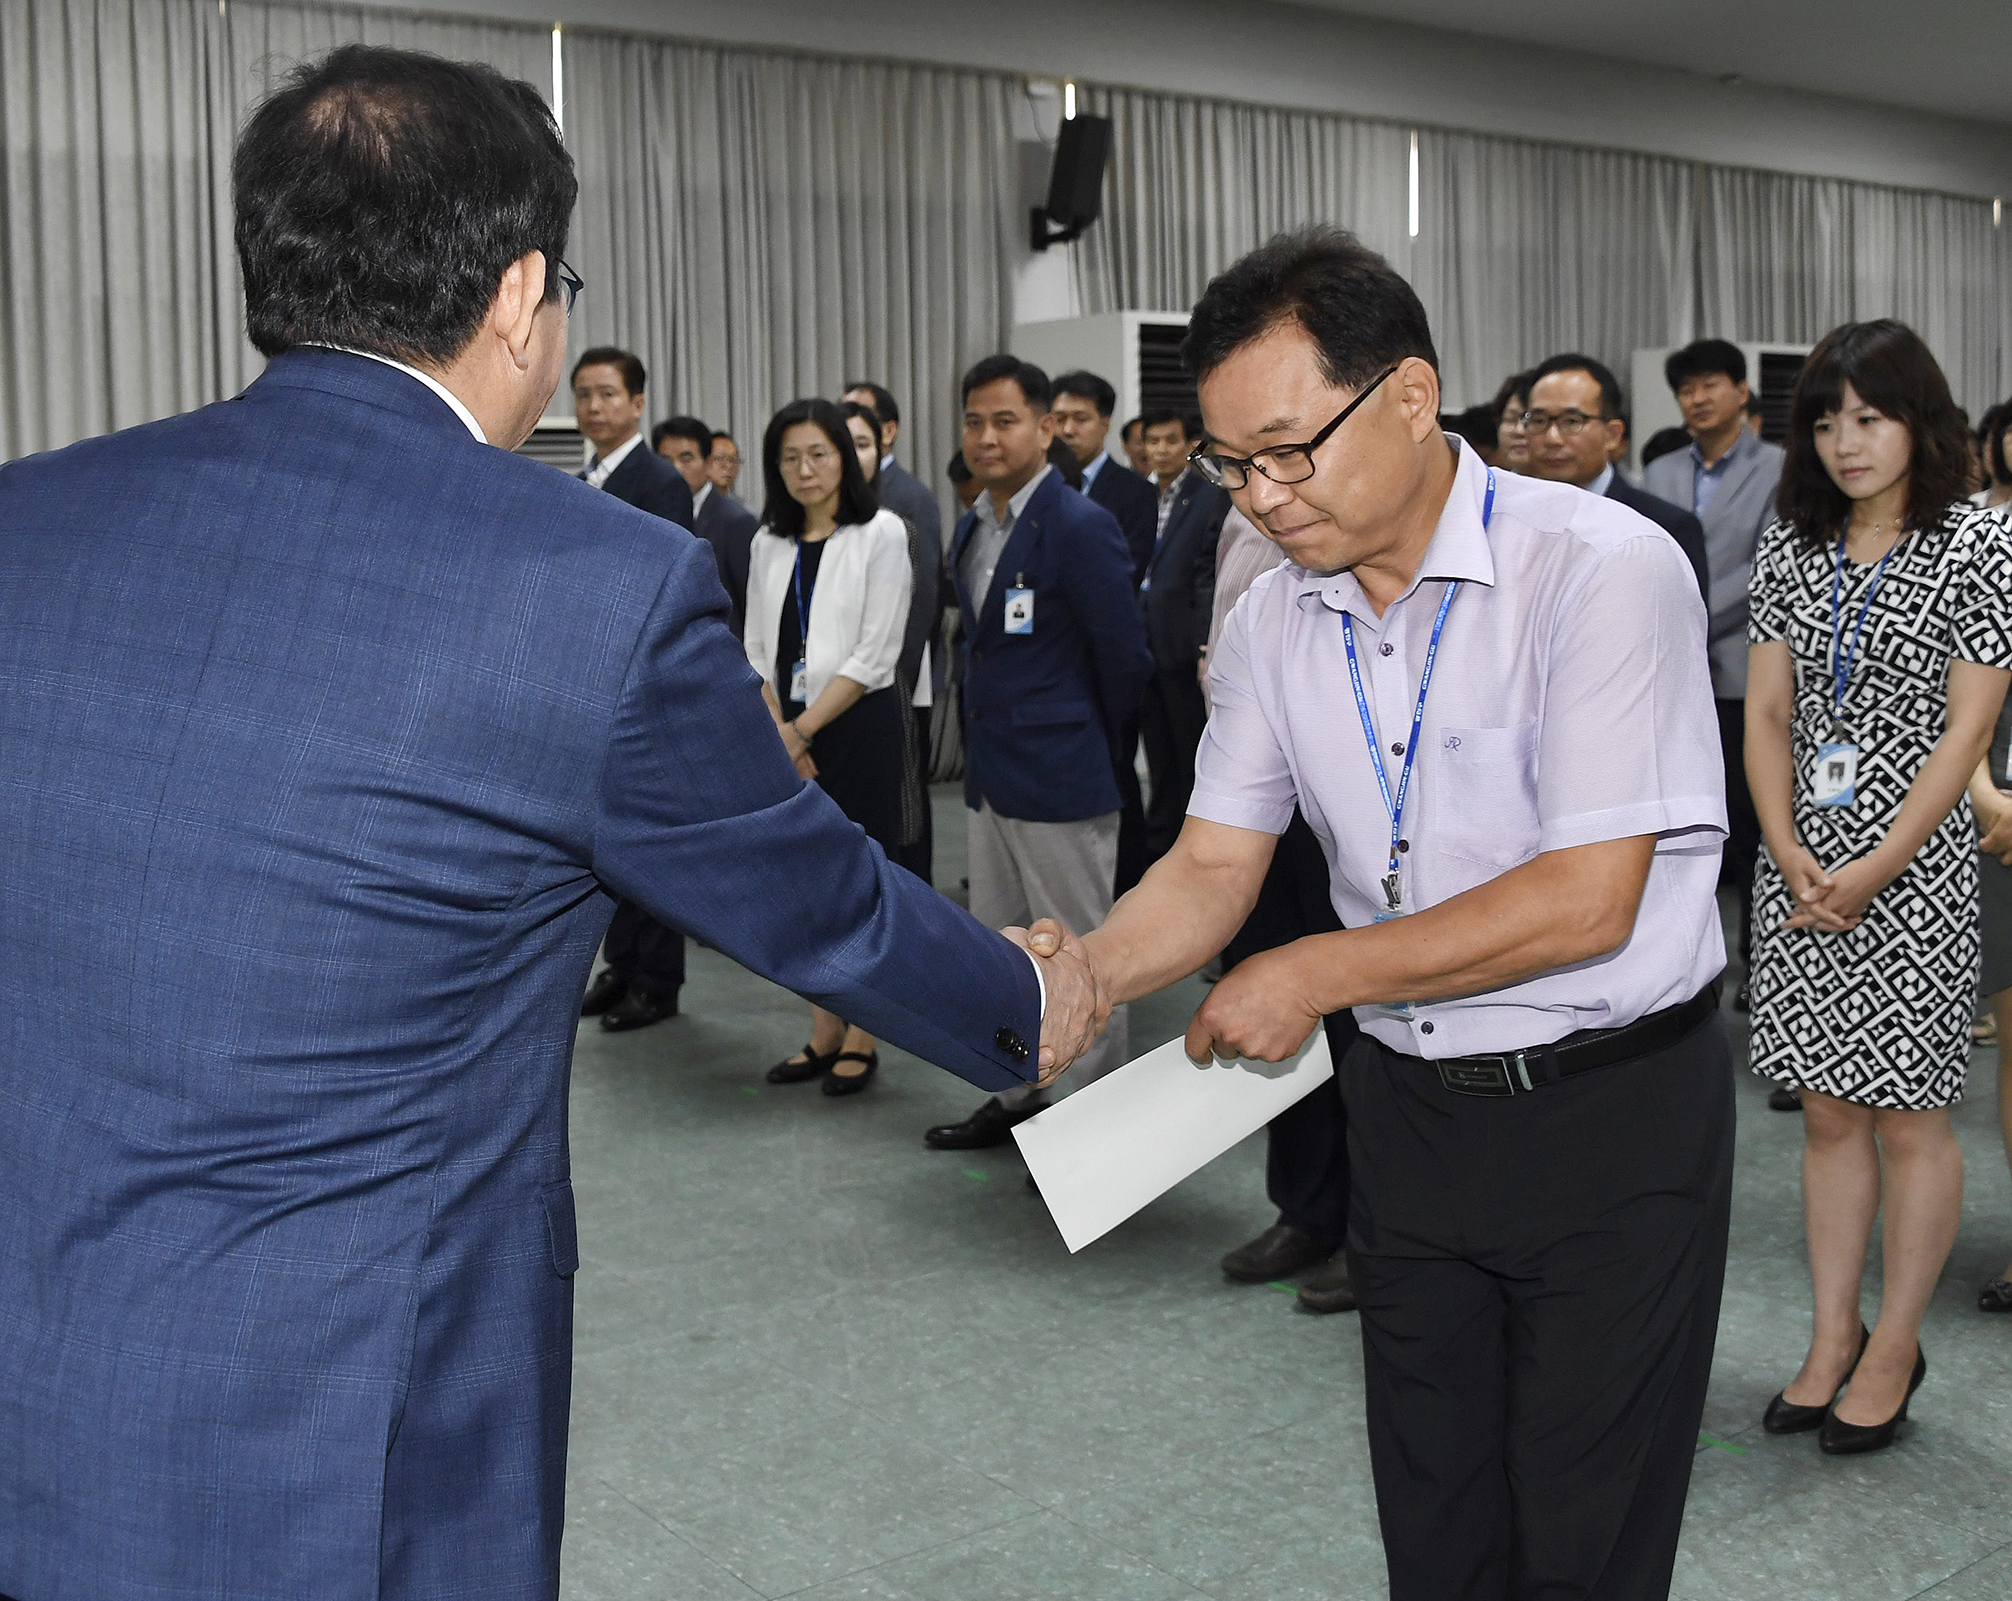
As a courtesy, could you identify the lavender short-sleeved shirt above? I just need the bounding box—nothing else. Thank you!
[1191,439,1727,1057]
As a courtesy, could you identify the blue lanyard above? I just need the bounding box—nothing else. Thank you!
[1828,528,1896,737]
[1340,469,1494,914]
[792,542,811,658]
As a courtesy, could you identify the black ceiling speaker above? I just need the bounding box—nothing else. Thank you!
[1031,114,1113,251]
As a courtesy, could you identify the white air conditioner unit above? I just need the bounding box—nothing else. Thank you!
[1628,344,1810,473]
[1011,312,1195,430]
[515,414,585,473]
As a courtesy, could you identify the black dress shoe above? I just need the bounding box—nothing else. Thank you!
[1763,1323,1869,1434]
[924,1096,1045,1150]
[1296,1252,1359,1314]
[581,969,627,1017]
[1820,1345,1926,1455]
[1979,1276,2012,1313]
[766,1043,833,1085]
[599,986,677,1032]
[1220,1222,1328,1284]
[822,1050,879,1097]
[1768,1084,1804,1111]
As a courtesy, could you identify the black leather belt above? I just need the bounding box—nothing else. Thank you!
[1414,984,1719,1098]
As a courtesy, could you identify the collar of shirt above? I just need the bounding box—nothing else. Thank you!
[1689,426,1756,478]
[1158,466,1190,503]
[1302,440,1495,624]
[974,463,1052,539]
[879,452,895,473]
[585,431,644,483]
[691,481,713,518]
[1587,462,1616,499]
[1079,450,1111,492]
[309,345,487,443]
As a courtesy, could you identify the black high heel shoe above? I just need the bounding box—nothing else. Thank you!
[1820,1345,1926,1455]
[766,1043,834,1085]
[822,1049,879,1097]
[1762,1323,1870,1434]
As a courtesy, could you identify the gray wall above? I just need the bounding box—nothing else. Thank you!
[355,0,2012,197]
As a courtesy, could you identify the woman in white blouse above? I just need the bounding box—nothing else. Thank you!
[744,398,913,1095]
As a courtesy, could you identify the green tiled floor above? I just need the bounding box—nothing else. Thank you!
[561,788,2012,1600]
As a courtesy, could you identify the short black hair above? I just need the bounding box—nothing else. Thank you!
[946,450,973,485]
[1641,426,1693,468]
[960,354,1052,413]
[651,415,711,454]
[234,44,575,365]
[842,382,899,426]
[1490,372,1530,424]
[1528,353,1625,421]
[1983,401,2012,486]
[1182,224,1437,389]
[839,399,884,457]
[1745,394,1765,418]
[1051,369,1117,417]
[1139,408,1187,436]
[760,398,879,539]
[1664,339,1746,393]
[1120,416,1144,441]
[1777,319,1973,546]
[1442,405,1498,454]
[572,347,644,396]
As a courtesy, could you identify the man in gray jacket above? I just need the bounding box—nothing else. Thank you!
[1644,339,1784,1007]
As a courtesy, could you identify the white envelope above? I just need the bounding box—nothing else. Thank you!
[1012,1029,1334,1253]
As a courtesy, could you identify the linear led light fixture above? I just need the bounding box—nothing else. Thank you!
[1408,131,1420,238]
[551,25,565,136]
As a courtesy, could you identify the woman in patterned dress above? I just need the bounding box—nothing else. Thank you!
[1746,321,2012,1454]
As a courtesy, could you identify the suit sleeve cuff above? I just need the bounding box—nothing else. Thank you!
[1025,949,1047,1020]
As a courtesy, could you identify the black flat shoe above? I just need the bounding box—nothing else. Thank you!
[1820,1345,1927,1455]
[822,1050,879,1096]
[1220,1222,1328,1284]
[599,986,677,1032]
[1979,1277,2012,1313]
[766,1043,833,1085]
[1763,1323,1869,1434]
[581,969,627,1017]
[1768,1084,1803,1111]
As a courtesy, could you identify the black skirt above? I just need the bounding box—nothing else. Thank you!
[784,683,906,853]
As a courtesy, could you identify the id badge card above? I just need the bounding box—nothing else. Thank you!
[789,657,810,704]
[1370,907,1415,1021]
[1811,741,1859,808]
[1004,587,1035,635]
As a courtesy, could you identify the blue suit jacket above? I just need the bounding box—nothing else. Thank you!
[953,470,1152,823]
[1142,471,1230,672]
[0,350,1039,1600]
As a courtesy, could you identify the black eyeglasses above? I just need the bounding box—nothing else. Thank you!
[555,260,584,313]
[1189,364,1399,489]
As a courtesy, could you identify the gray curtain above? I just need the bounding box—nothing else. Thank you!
[562,30,1020,520]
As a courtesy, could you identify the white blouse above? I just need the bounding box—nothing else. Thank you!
[743,509,913,703]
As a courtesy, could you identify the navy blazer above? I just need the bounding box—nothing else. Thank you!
[1142,471,1230,672]
[875,458,942,552]
[1085,456,1159,584]
[0,350,1040,1601]
[1607,473,1711,606]
[591,435,693,527]
[691,484,758,638]
[953,470,1153,823]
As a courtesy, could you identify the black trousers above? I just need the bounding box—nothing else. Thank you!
[894,706,934,883]
[1114,716,1147,896]
[1716,697,1760,966]
[1224,811,1356,1250]
[601,899,685,998]
[1344,1015,1734,1601]
[1139,665,1208,862]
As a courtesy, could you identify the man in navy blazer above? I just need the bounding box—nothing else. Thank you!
[654,413,756,635]
[924,355,1153,1152]
[1139,427,1231,861]
[0,47,1101,1601]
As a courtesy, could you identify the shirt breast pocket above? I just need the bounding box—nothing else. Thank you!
[1435,722,1540,871]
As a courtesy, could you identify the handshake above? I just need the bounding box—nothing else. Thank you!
[1001,919,1109,1088]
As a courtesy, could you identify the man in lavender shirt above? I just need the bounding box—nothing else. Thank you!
[1030,228,1732,1601]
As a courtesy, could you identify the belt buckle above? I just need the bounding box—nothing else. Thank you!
[1436,1056,1516,1097]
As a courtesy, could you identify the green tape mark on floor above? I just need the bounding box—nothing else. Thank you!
[1697,1431,1747,1455]
[1268,1281,1298,1294]
[740,1085,761,1097]
[963,1169,988,1182]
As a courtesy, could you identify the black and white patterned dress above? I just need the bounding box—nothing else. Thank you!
[1747,503,2012,1109]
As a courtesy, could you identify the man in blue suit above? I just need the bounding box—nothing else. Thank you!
[653,413,756,635]
[924,356,1153,1152]
[0,47,1100,1601]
